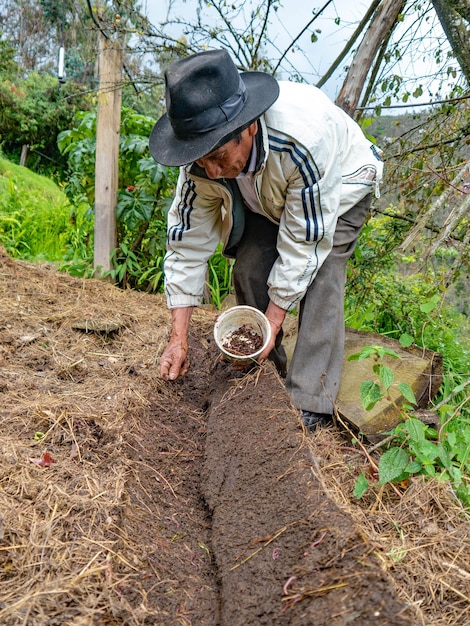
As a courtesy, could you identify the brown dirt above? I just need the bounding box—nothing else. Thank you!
[222,324,263,355]
[0,247,469,625]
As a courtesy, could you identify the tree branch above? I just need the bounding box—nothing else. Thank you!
[317,0,381,88]
[272,0,334,75]
[252,0,274,65]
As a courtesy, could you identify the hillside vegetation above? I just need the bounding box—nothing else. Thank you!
[0,156,72,262]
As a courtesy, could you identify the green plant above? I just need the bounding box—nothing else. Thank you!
[346,208,468,355]
[106,242,143,285]
[206,245,234,309]
[348,345,417,412]
[58,204,94,272]
[0,71,90,175]
[350,346,470,509]
[137,255,165,293]
[346,208,470,434]
[58,108,177,289]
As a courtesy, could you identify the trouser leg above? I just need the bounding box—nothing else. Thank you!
[285,194,372,414]
[232,210,287,376]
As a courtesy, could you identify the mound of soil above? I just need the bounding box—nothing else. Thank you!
[202,363,414,625]
[0,248,469,625]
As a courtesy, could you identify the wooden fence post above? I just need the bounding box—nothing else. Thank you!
[94,33,122,276]
[20,144,29,166]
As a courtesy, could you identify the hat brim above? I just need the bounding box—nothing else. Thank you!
[149,72,279,167]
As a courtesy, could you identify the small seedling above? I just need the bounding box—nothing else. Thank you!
[348,345,417,411]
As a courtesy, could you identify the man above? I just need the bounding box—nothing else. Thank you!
[149,49,383,430]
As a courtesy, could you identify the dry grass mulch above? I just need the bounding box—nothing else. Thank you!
[0,247,469,625]
[312,424,470,626]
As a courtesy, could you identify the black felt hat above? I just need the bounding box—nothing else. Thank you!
[149,49,279,167]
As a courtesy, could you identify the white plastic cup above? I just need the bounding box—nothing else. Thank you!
[214,305,271,363]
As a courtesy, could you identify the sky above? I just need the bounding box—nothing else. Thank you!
[142,0,374,100]
[141,0,451,110]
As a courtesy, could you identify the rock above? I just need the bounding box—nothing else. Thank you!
[337,329,442,439]
[282,322,442,441]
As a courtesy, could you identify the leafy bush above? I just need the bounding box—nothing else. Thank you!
[346,208,470,418]
[345,206,469,508]
[58,108,178,291]
[207,245,235,309]
[58,107,236,302]
[0,71,91,176]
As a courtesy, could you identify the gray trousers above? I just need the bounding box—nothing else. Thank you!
[232,194,372,414]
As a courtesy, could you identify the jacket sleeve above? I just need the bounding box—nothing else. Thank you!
[266,124,343,311]
[164,168,224,308]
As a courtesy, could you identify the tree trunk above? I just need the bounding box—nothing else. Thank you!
[432,0,470,85]
[335,0,405,116]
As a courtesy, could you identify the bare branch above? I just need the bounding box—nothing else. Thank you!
[272,0,334,75]
[317,0,381,89]
[400,163,469,250]
[252,0,274,65]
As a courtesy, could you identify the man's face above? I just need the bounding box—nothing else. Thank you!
[195,122,258,179]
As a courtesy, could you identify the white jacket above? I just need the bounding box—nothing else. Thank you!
[164,81,384,311]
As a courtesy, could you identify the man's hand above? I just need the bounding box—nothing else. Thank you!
[258,300,286,361]
[159,307,194,381]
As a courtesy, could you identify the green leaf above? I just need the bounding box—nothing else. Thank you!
[353,473,369,499]
[348,346,377,361]
[360,380,383,411]
[438,404,454,418]
[450,466,462,484]
[398,383,417,405]
[359,346,379,361]
[420,301,435,313]
[437,443,451,471]
[405,417,426,442]
[379,447,409,485]
[379,364,394,390]
[419,295,440,314]
[464,426,470,443]
[448,382,467,395]
[446,431,456,447]
[399,333,414,348]
[405,460,423,474]
[412,439,439,462]
[379,347,401,359]
[422,462,436,477]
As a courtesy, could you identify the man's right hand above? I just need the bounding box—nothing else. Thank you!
[159,306,194,381]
